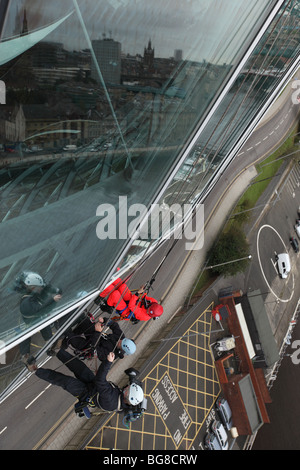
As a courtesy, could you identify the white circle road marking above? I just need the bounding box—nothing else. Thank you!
[256,224,294,303]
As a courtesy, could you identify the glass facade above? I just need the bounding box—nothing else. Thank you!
[0,0,299,394]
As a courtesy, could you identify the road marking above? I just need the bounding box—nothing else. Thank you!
[25,384,51,410]
[0,427,7,435]
[247,147,253,151]
[257,224,294,303]
[271,258,278,273]
[290,173,298,189]
[255,142,261,146]
[263,136,268,141]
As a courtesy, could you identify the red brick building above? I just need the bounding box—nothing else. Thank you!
[214,292,273,435]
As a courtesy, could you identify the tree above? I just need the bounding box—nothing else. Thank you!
[207,225,250,277]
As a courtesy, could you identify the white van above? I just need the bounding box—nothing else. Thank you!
[277,253,291,279]
[295,223,300,239]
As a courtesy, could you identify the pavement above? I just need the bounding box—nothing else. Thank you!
[30,82,300,450]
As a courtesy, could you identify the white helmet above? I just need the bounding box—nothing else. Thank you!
[23,272,45,288]
[121,338,136,356]
[123,383,144,406]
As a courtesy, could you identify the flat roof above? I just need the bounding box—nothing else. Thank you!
[239,374,264,434]
[241,290,280,367]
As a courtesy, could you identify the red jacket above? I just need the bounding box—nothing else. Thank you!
[99,278,159,321]
[127,294,158,321]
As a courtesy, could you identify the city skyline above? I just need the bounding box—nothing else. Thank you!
[3,0,273,64]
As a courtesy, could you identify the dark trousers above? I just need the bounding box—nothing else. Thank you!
[19,324,52,356]
[66,317,94,351]
[36,349,95,400]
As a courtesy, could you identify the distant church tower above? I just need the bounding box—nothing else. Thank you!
[13,3,21,36]
[144,39,154,69]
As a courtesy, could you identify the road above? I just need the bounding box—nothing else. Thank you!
[252,318,300,450]
[0,84,298,450]
[248,164,300,450]
[84,159,300,451]
[244,162,300,344]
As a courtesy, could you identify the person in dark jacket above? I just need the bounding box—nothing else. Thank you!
[63,316,136,361]
[17,271,62,366]
[33,350,144,413]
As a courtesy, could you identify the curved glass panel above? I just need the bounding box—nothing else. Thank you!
[1,0,299,393]
[163,0,300,209]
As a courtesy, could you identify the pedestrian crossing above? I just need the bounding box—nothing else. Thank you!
[280,163,300,199]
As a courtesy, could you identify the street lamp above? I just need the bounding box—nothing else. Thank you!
[205,255,252,270]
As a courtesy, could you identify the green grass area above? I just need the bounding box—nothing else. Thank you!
[190,269,216,297]
[233,128,298,217]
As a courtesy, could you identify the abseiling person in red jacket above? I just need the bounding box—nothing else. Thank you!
[98,278,163,323]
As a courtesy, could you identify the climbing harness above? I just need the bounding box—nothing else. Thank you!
[74,401,92,419]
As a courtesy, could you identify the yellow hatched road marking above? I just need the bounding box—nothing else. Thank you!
[86,301,221,450]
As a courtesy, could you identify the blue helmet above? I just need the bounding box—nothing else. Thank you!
[121,338,136,355]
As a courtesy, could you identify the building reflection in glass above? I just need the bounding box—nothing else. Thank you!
[0,0,299,393]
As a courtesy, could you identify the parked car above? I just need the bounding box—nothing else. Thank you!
[216,397,233,430]
[276,253,291,279]
[204,431,222,450]
[63,144,77,151]
[290,236,299,253]
[211,420,228,450]
[295,221,300,239]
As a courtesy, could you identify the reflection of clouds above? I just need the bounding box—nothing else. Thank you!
[106,0,130,10]
[83,0,272,62]
[5,0,272,63]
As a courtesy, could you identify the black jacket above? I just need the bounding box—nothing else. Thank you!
[20,293,55,321]
[67,318,125,361]
[88,320,125,361]
[94,359,129,412]
[20,284,61,321]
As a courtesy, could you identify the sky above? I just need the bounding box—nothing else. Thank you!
[5,0,273,63]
